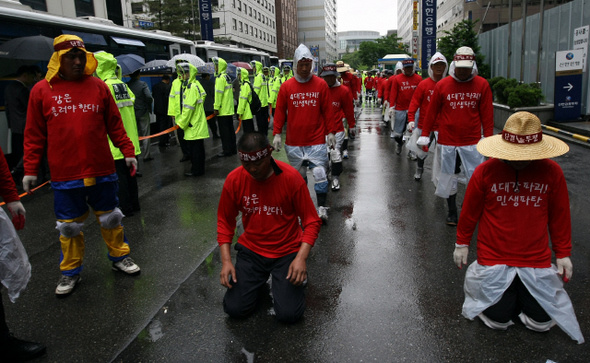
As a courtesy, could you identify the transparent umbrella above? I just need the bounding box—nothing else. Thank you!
[166,54,205,68]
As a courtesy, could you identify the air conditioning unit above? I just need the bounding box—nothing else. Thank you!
[78,16,116,26]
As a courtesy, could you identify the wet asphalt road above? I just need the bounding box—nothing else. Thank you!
[3,105,590,363]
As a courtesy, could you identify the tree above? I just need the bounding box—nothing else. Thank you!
[356,34,408,69]
[437,19,490,79]
[144,0,199,40]
[341,51,368,71]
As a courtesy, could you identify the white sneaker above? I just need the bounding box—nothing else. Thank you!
[414,167,424,181]
[112,257,141,275]
[55,274,81,296]
[390,131,395,138]
[331,178,340,191]
[342,150,349,159]
[318,206,328,223]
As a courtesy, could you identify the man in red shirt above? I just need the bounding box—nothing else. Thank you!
[406,52,448,181]
[388,59,422,154]
[218,132,322,323]
[454,112,583,343]
[23,35,140,297]
[418,46,493,225]
[272,44,335,222]
[320,63,356,190]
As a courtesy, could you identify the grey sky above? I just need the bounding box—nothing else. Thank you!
[337,0,399,36]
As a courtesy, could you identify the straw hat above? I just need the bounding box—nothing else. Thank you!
[477,111,569,161]
[336,60,349,72]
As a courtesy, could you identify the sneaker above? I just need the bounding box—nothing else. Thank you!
[331,178,340,191]
[409,151,417,161]
[55,274,81,296]
[342,150,349,159]
[318,206,328,223]
[112,257,141,275]
[390,131,395,138]
[396,143,403,155]
[414,167,424,181]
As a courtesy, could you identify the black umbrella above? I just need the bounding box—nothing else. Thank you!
[115,54,145,75]
[0,35,54,61]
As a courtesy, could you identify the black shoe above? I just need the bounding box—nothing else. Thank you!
[179,155,190,162]
[0,334,47,362]
[213,134,221,139]
[185,172,204,177]
[217,152,231,157]
[135,171,143,177]
[446,211,458,226]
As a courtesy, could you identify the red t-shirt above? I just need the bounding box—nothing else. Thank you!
[24,76,134,182]
[217,159,322,258]
[0,146,19,203]
[388,73,422,111]
[273,75,334,146]
[421,75,493,146]
[340,72,358,100]
[379,77,390,100]
[408,77,437,129]
[323,83,356,133]
[457,158,571,267]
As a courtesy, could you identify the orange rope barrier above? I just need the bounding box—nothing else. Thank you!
[138,114,216,140]
[0,180,51,206]
[235,118,242,134]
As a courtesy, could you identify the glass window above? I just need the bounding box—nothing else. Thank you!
[20,0,47,11]
[239,21,243,32]
[245,24,248,34]
[249,8,252,16]
[131,2,143,13]
[75,0,95,17]
[237,0,241,10]
[232,0,235,7]
[232,19,237,30]
[213,18,220,29]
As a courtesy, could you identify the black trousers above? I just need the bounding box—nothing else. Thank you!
[483,274,551,323]
[0,289,9,342]
[205,111,219,137]
[223,243,305,323]
[186,139,205,175]
[218,115,237,154]
[177,128,190,157]
[241,118,255,134]
[256,106,269,137]
[155,114,171,147]
[9,133,24,171]
[115,159,139,215]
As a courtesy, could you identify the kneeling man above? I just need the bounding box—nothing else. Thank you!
[217,132,322,323]
[454,112,584,343]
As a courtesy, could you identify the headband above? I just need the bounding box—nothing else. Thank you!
[453,54,475,61]
[54,39,86,52]
[298,58,313,63]
[322,65,337,72]
[402,60,414,65]
[501,130,543,144]
[239,145,273,162]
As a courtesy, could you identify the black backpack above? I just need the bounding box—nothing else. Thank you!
[244,81,261,114]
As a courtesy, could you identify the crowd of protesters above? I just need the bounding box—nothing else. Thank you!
[0,35,585,362]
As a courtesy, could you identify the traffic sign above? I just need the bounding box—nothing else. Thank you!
[554,50,583,121]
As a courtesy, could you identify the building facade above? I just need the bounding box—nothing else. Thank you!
[397,0,413,47]
[275,0,297,59]
[297,0,337,65]
[15,0,124,25]
[337,30,380,59]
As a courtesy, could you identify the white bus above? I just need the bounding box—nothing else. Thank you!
[194,41,271,67]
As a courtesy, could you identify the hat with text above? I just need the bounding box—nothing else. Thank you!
[477,111,569,161]
[336,60,350,73]
[453,46,475,68]
[320,63,339,77]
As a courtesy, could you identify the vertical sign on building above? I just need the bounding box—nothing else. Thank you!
[412,1,419,60]
[421,0,436,70]
[310,45,320,74]
[199,0,214,41]
[573,25,589,72]
[554,49,584,121]
[412,1,419,31]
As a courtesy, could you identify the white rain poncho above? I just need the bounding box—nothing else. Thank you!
[293,44,315,84]
[433,144,485,198]
[463,262,584,344]
[0,208,31,302]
